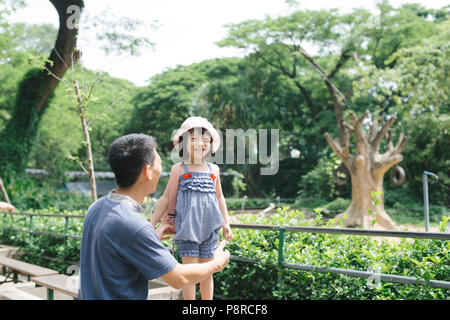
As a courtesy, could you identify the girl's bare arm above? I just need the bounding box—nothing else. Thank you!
[166,163,181,215]
[213,165,232,240]
[150,183,169,227]
[150,163,181,227]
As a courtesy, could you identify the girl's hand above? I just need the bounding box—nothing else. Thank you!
[223,223,233,241]
[155,223,176,241]
[163,211,176,226]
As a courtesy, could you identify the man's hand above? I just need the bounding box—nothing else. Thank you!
[0,202,14,213]
[161,240,230,289]
[212,240,230,273]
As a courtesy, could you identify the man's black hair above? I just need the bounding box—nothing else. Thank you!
[108,134,157,188]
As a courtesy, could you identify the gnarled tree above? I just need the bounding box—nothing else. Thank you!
[324,110,407,229]
[0,0,84,173]
[297,47,407,229]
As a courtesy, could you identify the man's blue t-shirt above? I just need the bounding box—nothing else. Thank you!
[78,192,178,300]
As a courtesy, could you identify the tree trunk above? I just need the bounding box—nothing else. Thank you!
[336,154,397,229]
[74,81,97,203]
[0,1,84,173]
[37,0,84,112]
[80,110,97,203]
[326,111,407,230]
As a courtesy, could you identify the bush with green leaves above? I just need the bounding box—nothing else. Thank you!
[3,173,91,212]
[215,207,450,299]
[1,206,449,298]
[298,152,351,201]
[0,207,84,273]
[226,197,275,210]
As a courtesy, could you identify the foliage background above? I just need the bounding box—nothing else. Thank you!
[0,0,449,300]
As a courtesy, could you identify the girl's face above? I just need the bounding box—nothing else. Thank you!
[186,128,212,164]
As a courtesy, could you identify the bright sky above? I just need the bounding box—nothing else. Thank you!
[9,0,448,86]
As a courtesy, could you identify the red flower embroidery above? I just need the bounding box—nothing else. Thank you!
[210,174,216,181]
[184,173,192,179]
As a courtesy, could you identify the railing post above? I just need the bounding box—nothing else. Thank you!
[47,288,54,300]
[64,217,69,242]
[241,195,247,210]
[29,215,33,250]
[64,216,69,260]
[277,228,285,286]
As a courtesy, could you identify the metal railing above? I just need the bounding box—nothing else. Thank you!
[1,211,450,291]
[230,223,450,290]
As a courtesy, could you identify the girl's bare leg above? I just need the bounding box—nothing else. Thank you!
[181,256,198,300]
[198,257,214,300]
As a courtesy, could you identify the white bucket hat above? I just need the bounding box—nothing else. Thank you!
[172,116,221,154]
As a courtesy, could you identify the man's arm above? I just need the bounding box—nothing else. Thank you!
[160,240,230,289]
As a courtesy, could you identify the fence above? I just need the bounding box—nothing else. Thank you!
[1,211,450,291]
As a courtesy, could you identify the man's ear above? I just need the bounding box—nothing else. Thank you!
[142,163,153,181]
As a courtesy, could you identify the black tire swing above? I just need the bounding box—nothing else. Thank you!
[333,165,350,186]
[390,166,406,186]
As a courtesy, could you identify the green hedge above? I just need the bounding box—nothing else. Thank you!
[0,208,83,273]
[1,207,449,299]
[215,208,450,299]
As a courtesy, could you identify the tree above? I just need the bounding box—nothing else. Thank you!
[0,0,153,179]
[0,0,84,173]
[218,3,443,228]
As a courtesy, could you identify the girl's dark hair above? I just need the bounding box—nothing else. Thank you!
[108,133,157,188]
[169,127,214,159]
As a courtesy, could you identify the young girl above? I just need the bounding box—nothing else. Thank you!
[152,116,232,300]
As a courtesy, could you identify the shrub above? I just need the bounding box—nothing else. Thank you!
[1,206,449,299]
[0,207,84,273]
[4,172,91,212]
[298,153,351,201]
[215,207,450,299]
[226,198,274,210]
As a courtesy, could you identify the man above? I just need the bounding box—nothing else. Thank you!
[78,134,230,300]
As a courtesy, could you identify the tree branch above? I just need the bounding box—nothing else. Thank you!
[393,132,407,154]
[327,49,352,79]
[350,110,370,153]
[87,91,127,128]
[324,132,352,167]
[255,50,315,112]
[368,115,378,142]
[372,115,396,151]
[293,80,314,112]
[298,47,347,104]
